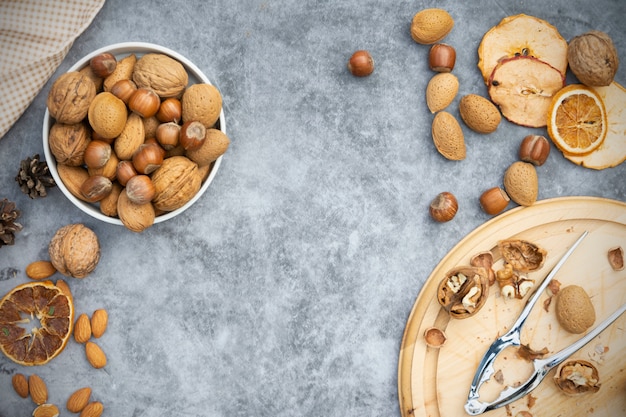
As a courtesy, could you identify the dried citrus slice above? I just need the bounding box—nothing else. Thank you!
[547,84,607,156]
[563,82,626,169]
[488,56,565,127]
[0,280,74,365]
[478,14,568,84]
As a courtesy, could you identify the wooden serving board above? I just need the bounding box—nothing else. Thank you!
[398,197,626,417]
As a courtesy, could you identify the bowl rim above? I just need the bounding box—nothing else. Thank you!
[43,42,225,226]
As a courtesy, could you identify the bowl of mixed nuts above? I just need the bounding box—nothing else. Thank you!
[43,42,229,232]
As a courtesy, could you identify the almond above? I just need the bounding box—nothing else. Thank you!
[25,260,57,280]
[459,94,502,133]
[29,374,48,405]
[431,111,466,160]
[74,313,92,343]
[85,341,107,368]
[90,309,108,338]
[66,387,92,413]
[57,164,90,202]
[503,161,538,206]
[12,373,29,398]
[426,73,458,113]
[79,401,104,417]
[114,112,145,160]
[33,404,60,417]
[410,8,454,44]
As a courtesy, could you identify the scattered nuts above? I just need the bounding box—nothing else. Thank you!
[459,94,501,134]
[426,72,458,113]
[503,161,538,206]
[554,359,601,395]
[555,285,596,334]
[48,223,100,279]
[429,191,458,222]
[568,30,619,86]
[74,313,92,344]
[28,374,48,405]
[89,52,117,78]
[91,309,108,338]
[32,403,60,417]
[85,341,107,369]
[12,373,29,398]
[423,327,447,348]
[410,8,454,44]
[429,43,456,72]
[431,111,465,160]
[608,246,624,271]
[519,134,550,166]
[347,50,375,77]
[67,387,92,413]
[479,187,510,215]
[25,260,57,280]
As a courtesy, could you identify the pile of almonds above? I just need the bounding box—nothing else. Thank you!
[47,50,230,232]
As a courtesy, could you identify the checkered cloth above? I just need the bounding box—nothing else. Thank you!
[0,0,105,140]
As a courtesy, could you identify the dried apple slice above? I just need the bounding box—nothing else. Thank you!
[478,14,568,84]
[488,56,565,127]
[563,82,626,169]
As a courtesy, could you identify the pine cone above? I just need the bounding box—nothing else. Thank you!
[15,154,56,198]
[0,199,23,247]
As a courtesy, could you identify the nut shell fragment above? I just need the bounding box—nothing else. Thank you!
[498,239,546,272]
[608,246,624,271]
[423,327,447,348]
[554,359,600,395]
[437,266,489,319]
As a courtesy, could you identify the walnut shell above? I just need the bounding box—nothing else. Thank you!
[48,223,100,278]
[48,122,91,166]
[47,71,96,124]
[151,156,201,212]
[132,53,188,98]
[437,266,489,319]
[568,30,619,87]
[497,239,546,272]
[554,359,601,396]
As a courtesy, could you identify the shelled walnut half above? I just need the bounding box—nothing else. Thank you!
[554,360,601,395]
[498,239,546,272]
[437,266,489,319]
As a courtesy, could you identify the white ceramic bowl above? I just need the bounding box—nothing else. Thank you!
[43,42,225,226]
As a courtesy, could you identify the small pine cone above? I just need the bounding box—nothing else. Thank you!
[0,198,23,247]
[15,154,56,198]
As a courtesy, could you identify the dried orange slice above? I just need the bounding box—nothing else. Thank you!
[547,84,607,156]
[563,82,626,169]
[0,280,74,366]
[478,14,568,84]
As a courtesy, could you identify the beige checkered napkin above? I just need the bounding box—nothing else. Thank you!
[0,0,105,140]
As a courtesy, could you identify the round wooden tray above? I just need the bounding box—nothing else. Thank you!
[398,196,626,417]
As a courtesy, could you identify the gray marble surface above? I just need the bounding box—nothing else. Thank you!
[1,0,625,416]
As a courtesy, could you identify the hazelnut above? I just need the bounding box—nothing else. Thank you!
[83,140,112,169]
[519,134,550,166]
[347,50,374,77]
[110,79,137,104]
[479,187,510,215]
[132,143,164,175]
[429,43,456,72]
[125,175,156,205]
[79,175,112,203]
[156,98,182,123]
[429,191,457,222]
[156,122,181,150]
[128,88,160,118]
[179,120,206,150]
[89,53,117,78]
[116,160,137,186]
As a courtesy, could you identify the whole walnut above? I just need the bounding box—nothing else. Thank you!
[151,156,201,212]
[48,122,91,166]
[48,223,100,278]
[132,53,188,98]
[568,30,619,86]
[47,72,96,124]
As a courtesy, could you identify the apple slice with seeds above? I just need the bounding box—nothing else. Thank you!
[478,14,568,85]
[488,56,565,128]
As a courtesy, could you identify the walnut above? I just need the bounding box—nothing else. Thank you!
[132,53,188,98]
[48,122,91,166]
[554,360,601,396]
[48,223,100,278]
[498,239,546,272]
[47,71,96,124]
[437,266,489,319]
[568,30,619,86]
[151,156,201,212]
